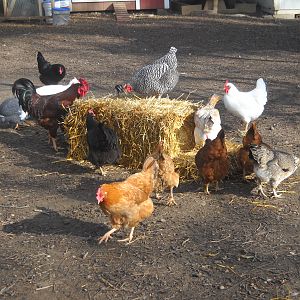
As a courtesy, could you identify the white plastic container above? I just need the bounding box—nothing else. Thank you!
[52,7,70,26]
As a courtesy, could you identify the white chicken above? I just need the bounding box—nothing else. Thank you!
[194,94,222,144]
[223,78,267,133]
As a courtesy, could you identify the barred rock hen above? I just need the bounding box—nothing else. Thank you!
[115,47,179,98]
[237,122,263,179]
[149,142,180,206]
[86,109,121,175]
[194,94,222,144]
[96,156,159,244]
[249,144,299,198]
[195,129,229,194]
[12,77,89,151]
[37,51,66,85]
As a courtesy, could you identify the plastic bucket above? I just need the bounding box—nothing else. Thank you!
[43,1,53,24]
[52,7,70,26]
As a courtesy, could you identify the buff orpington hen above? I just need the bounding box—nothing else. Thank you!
[194,94,222,144]
[96,156,159,244]
[249,144,299,198]
[195,129,229,194]
[115,47,179,99]
[149,142,180,206]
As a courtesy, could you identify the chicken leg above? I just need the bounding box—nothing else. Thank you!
[204,183,210,195]
[118,227,135,244]
[167,187,177,206]
[258,183,268,198]
[48,132,58,152]
[98,228,118,244]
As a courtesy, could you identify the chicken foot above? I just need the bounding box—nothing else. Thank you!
[258,183,268,198]
[167,187,177,206]
[98,228,118,244]
[118,227,135,244]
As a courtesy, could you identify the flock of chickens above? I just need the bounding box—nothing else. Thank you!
[0,47,299,244]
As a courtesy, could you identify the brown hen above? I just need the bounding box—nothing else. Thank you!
[195,129,229,194]
[96,156,158,244]
[237,122,262,179]
[150,142,180,206]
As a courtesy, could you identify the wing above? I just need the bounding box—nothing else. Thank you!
[132,63,170,82]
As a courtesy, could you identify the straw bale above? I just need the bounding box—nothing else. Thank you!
[63,96,241,180]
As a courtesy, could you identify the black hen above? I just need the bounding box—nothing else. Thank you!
[86,109,121,175]
[37,51,66,85]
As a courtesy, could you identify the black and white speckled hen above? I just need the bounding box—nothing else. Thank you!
[249,144,299,198]
[115,47,179,98]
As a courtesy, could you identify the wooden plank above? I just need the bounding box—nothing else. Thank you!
[0,15,51,22]
[113,2,130,22]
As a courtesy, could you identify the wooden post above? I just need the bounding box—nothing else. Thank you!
[51,0,55,9]
[37,0,43,17]
[3,0,7,17]
[213,0,219,13]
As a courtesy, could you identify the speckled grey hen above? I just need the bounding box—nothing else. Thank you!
[249,144,300,198]
[115,47,179,98]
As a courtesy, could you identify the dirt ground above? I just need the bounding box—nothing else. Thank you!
[0,12,300,300]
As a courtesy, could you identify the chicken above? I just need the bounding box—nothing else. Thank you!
[86,109,121,175]
[96,156,159,244]
[249,144,299,198]
[12,77,89,151]
[194,94,222,144]
[223,78,267,133]
[115,47,179,99]
[0,96,27,129]
[237,122,263,179]
[195,129,229,194]
[37,51,66,85]
[149,142,180,206]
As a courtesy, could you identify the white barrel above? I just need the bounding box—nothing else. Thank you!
[42,0,53,24]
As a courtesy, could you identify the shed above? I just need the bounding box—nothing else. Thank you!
[71,0,170,12]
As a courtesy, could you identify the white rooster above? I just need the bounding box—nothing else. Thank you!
[223,78,267,133]
[194,94,222,144]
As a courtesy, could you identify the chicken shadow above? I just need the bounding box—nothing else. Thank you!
[2,208,108,241]
[0,127,92,175]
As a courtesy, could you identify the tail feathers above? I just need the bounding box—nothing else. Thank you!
[256,78,266,91]
[12,78,36,95]
[217,129,225,141]
[12,78,36,111]
[37,51,50,73]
